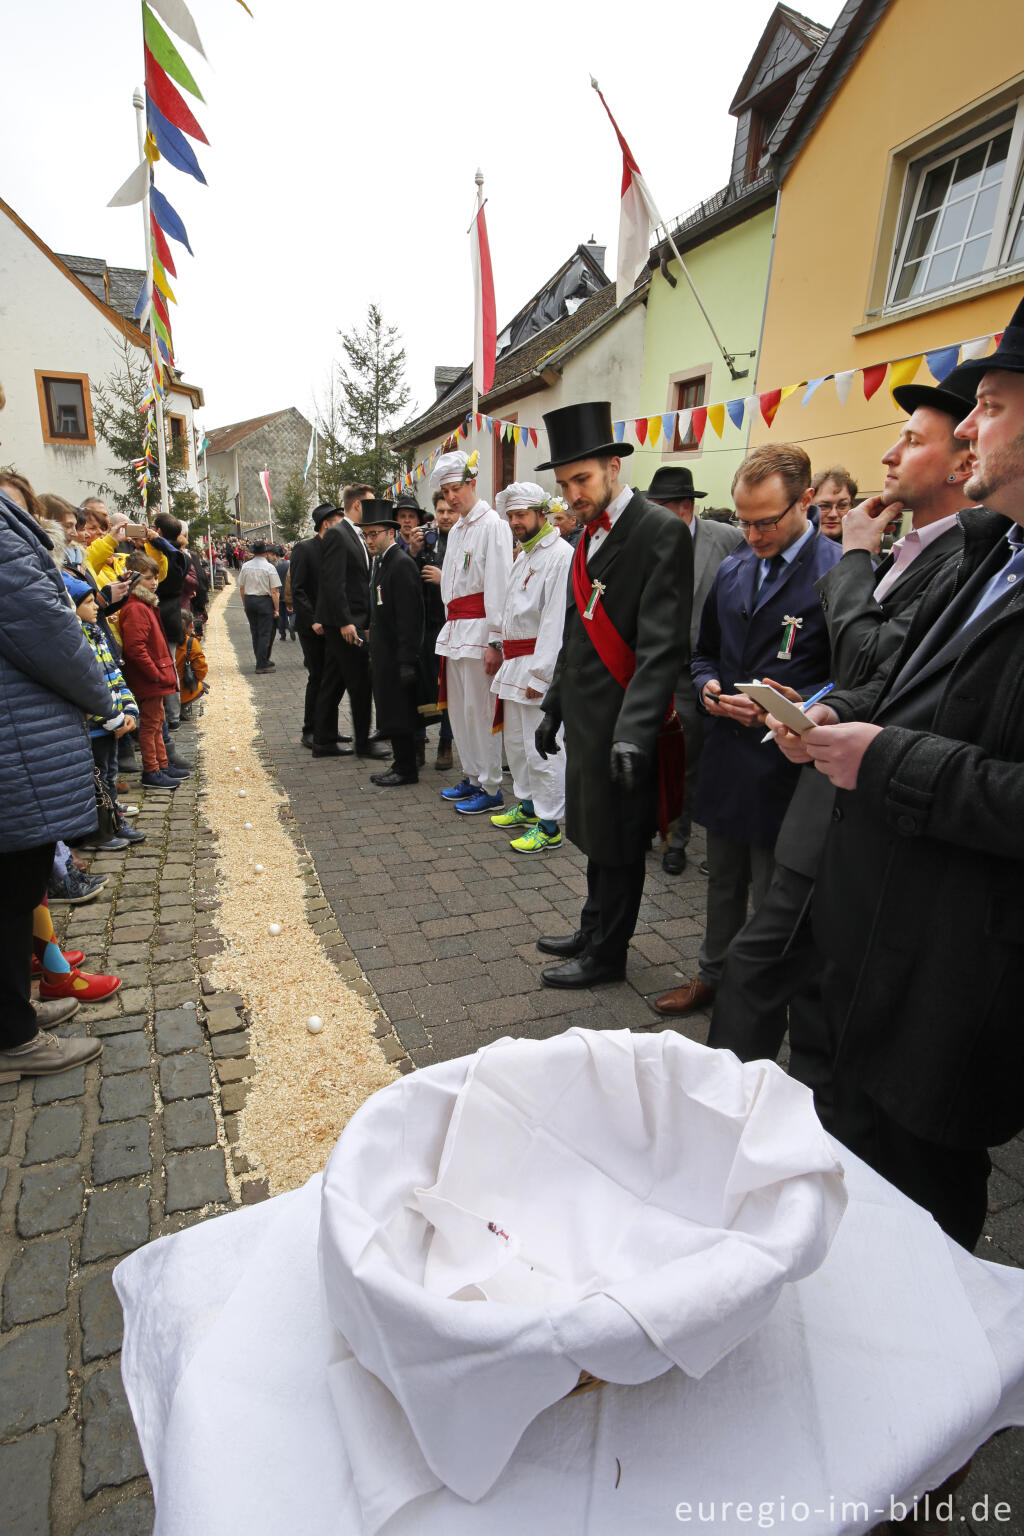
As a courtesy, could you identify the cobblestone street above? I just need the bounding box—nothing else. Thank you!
[1,598,1022,1533]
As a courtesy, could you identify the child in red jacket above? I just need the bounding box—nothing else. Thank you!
[118,555,184,790]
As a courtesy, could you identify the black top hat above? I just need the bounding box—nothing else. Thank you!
[535,402,633,471]
[252,540,267,555]
[646,465,706,501]
[312,502,341,529]
[953,294,1024,386]
[394,492,426,523]
[360,500,401,530]
[891,360,979,423]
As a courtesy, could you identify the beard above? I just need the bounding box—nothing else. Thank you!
[966,428,1024,507]
[574,464,616,523]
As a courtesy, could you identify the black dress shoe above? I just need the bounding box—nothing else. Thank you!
[311,743,355,758]
[536,930,587,958]
[371,768,418,787]
[356,741,390,759]
[541,955,626,989]
[339,734,353,743]
[301,731,314,750]
[662,847,687,875]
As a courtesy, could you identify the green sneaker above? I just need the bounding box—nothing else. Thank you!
[490,803,539,828]
[510,824,562,854]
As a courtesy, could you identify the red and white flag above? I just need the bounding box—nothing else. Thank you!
[258,469,272,508]
[471,201,496,397]
[592,80,663,307]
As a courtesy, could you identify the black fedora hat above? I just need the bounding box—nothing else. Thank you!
[311,502,341,528]
[535,401,633,472]
[646,465,706,501]
[891,360,980,421]
[360,500,400,530]
[394,491,426,524]
[953,293,1024,386]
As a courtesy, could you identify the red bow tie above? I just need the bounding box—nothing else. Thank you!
[586,511,612,539]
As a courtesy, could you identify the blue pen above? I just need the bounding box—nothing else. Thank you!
[760,681,835,744]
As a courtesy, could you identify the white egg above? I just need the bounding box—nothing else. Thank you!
[268,922,282,936]
[254,863,265,873]
[238,789,246,798]
[233,766,241,774]
[307,1015,324,1034]
[244,821,253,829]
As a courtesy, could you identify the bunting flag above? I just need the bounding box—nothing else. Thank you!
[961,336,991,361]
[471,199,496,396]
[888,355,921,399]
[661,412,676,444]
[150,185,194,254]
[925,346,959,381]
[675,409,691,444]
[150,217,178,279]
[726,399,745,430]
[258,470,272,509]
[834,370,856,408]
[862,363,888,401]
[107,160,150,208]
[648,416,661,446]
[147,0,207,59]
[802,377,827,407]
[707,403,725,439]
[592,80,661,307]
[690,406,708,444]
[759,389,783,428]
[143,2,205,100]
[145,130,161,167]
[303,426,316,482]
[146,97,207,183]
[133,280,150,323]
[145,47,209,142]
[152,255,176,303]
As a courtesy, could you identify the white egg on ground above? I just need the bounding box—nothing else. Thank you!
[268,922,282,936]
[254,864,265,874]
[307,1016,324,1034]
[244,821,253,829]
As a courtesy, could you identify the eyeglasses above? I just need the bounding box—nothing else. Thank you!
[816,497,852,513]
[734,496,799,534]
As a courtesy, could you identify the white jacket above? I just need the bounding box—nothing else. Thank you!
[435,500,513,661]
[492,527,574,702]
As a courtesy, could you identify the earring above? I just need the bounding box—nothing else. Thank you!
[948,475,957,482]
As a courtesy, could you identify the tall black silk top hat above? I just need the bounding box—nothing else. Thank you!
[953,293,1024,386]
[891,360,983,421]
[647,465,706,501]
[535,401,634,471]
[312,502,340,528]
[360,501,401,529]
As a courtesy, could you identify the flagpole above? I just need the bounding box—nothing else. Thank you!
[264,464,275,543]
[472,169,484,420]
[202,440,213,586]
[133,87,171,516]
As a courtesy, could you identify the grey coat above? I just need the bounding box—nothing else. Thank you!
[0,491,114,851]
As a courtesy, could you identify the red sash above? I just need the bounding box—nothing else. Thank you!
[570,537,685,839]
[491,638,538,732]
[437,592,488,707]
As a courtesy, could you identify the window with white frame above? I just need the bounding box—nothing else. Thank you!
[887,104,1024,309]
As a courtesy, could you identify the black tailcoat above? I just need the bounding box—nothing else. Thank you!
[369,544,425,737]
[315,519,370,632]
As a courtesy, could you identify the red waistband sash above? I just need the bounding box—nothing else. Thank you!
[491,637,538,732]
[446,592,487,621]
[570,539,685,838]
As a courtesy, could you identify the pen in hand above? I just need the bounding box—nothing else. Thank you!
[760,681,836,744]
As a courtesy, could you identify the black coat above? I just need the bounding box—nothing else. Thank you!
[315,519,370,632]
[544,493,692,865]
[369,544,424,736]
[814,509,1024,1149]
[289,536,321,634]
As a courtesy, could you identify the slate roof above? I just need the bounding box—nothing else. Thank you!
[55,253,147,321]
[205,412,289,455]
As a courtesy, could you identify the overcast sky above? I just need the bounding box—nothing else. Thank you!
[7,0,845,436]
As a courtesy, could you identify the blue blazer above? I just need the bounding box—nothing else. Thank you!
[691,529,842,846]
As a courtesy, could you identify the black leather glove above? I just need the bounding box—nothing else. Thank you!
[534,713,561,760]
[399,665,417,689]
[609,741,648,793]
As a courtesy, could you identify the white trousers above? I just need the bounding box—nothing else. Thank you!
[447,657,503,794]
[502,698,565,822]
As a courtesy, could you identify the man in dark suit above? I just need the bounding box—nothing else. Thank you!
[290,504,343,749]
[654,444,841,1019]
[533,402,692,988]
[312,483,389,760]
[707,371,976,1085]
[767,299,1024,1250]
[646,465,743,875]
[362,503,425,786]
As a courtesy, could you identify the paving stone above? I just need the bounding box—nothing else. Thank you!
[114,987,150,1016]
[0,1326,69,1435]
[240,1177,270,1204]
[92,1119,152,1184]
[210,1029,251,1058]
[100,1072,153,1122]
[163,1097,217,1150]
[81,1185,150,1262]
[71,1496,157,1536]
[154,1005,203,1054]
[204,1006,244,1036]
[2,1237,71,1327]
[98,1031,150,1076]
[0,1428,57,1536]
[165,1147,230,1212]
[214,1057,256,1083]
[0,1107,12,1154]
[17,1165,85,1237]
[0,1081,18,1103]
[22,1102,84,1164]
[81,1364,146,1496]
[152,982,200,1009]
[80,1269,124,1363]
[159,1053,212,1101]
[90,1011,149,1038]
[219,1081,249,1115]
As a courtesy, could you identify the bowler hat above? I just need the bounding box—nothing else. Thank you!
[361,501,401,530]
[953,294,1024,387]
[252,541,267,555]
[395,492,426,524]
[535,401,633,471]
[891,360,979,422]
[646,465,706,501]
[312,502,341,529]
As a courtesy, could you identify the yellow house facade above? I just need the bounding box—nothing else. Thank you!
[749,0,1024,495]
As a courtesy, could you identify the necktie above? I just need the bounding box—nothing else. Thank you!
[586,511,612,540]
[759,553,785,591]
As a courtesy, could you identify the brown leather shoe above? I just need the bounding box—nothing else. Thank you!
[653,978,714,1016]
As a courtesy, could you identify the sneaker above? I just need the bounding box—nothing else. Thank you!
[47,867,106,904]
[510,824,562,853]
[162,763,191,779]
[490,803,538,828]
[141,771,180,790]
[39,968,122,1003]
[114,823,147,844]
[440,778,477,802]
[455,789,504,816]
[0,1029,102,1083]
[76,835,130,852]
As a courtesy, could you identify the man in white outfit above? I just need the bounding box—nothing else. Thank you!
[489,484,574,852]
[430,450,513,816]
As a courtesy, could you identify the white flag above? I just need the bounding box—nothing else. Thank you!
[303,426,316,482]
[108,161,149,209]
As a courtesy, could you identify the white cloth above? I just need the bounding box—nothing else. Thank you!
[445,655,503,793]
[317,1030,846,1508]
[494,482,547,516]
[435,501,513,661]
[872,511,961,601]
[236,556,281,597]
[492,527,573,701]
[429,451,477,494]
[501,697,564,821]
[114,1060,1024,1536]
[584,483,632,564]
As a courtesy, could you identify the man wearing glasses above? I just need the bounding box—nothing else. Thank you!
[812,467,858,540]
[652,444,841,1019]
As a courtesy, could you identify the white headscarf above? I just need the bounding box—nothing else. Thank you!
[494,482,548,516]
[428,451,477,494]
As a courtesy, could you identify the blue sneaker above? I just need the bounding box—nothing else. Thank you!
[455,789,504,816]
[440,778,477,802]
[141,770,179,790]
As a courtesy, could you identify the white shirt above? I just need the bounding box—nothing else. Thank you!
[872,512,961,602]
[436,500,513,661]
[492,528,574,702]
[237,556,281,598]
[584,483,632,566]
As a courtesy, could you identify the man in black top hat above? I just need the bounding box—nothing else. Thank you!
[361,503,425,786]
[766,294,1024,1250]
[533,401,692,988]
[395,491,447,766]
[290,503,344,749]
[646,465,742,875]
[312,488,390,761]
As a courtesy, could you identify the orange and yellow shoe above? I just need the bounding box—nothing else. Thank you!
[31,950,85,978]
[39,968,122,1003]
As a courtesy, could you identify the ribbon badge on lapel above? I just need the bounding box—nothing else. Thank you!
[583,579,606,621]
[777,615,803,661]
